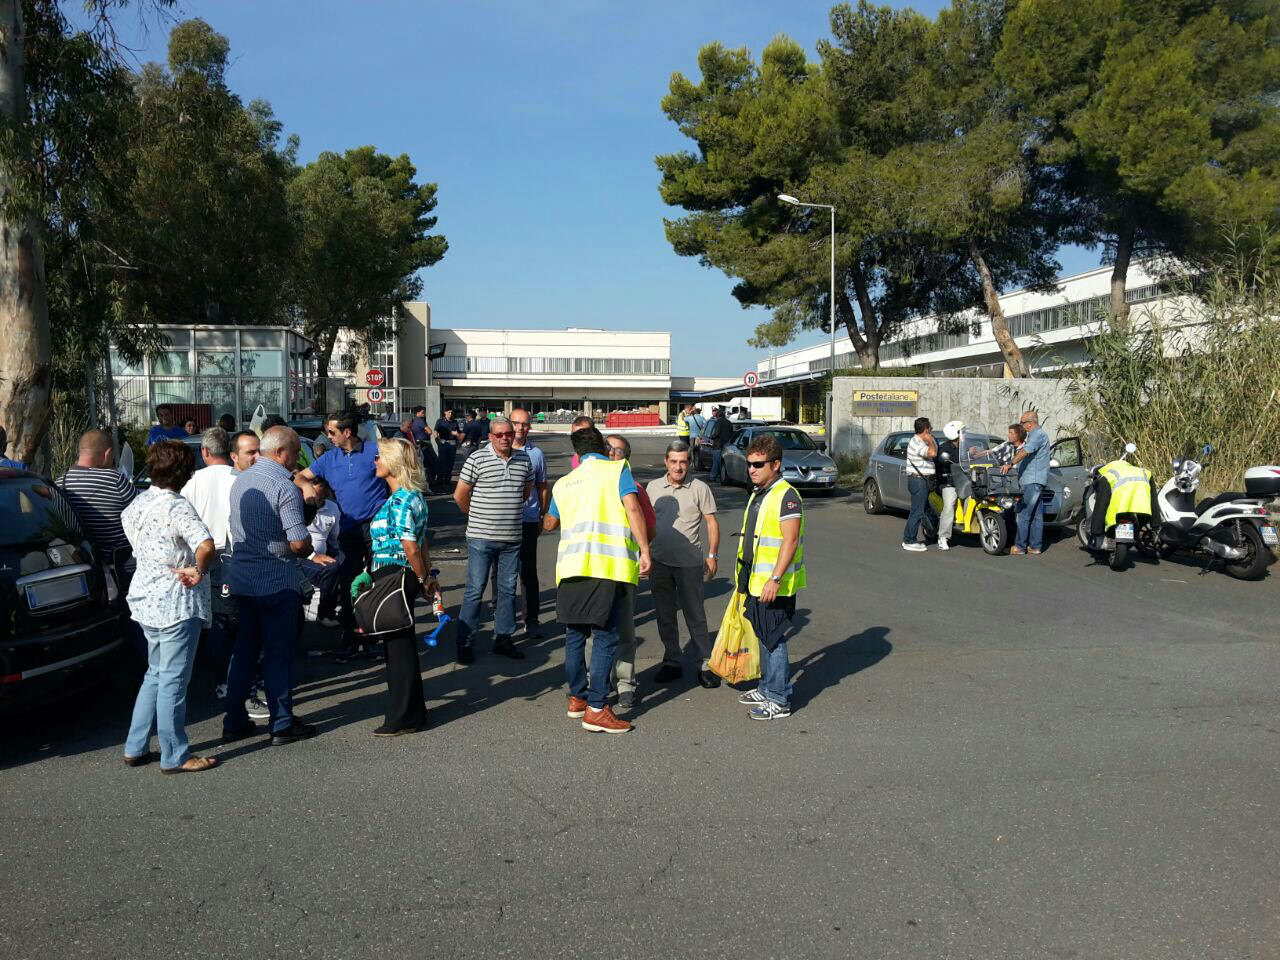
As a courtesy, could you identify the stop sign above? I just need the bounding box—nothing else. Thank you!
[365,368,385,387]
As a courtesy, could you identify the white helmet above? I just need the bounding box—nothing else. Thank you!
[943,420,965,441]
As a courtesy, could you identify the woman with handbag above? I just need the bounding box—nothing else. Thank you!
[365,437,438,736]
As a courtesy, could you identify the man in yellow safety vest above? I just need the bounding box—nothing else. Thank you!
[543,426,652,733]
[734,433,805,720]
[675,403,694,442]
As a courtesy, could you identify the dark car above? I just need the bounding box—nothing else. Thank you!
[0,469,128,712]
[693,419,767,471]
[720,426,838,493]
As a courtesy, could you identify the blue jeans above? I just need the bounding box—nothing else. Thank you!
[124,618,201,769]
[225,590,300,734]
[904,475,929,544]
[457,538,520,646]
[710,447,724,482]
[757,637,792,708]
[564,587,625,709]
[1016,482,1046,550]
[301,554,343,621]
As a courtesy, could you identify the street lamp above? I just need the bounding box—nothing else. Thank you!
[779,193,836,431]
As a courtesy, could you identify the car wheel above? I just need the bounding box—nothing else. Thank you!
[863,479,885,515]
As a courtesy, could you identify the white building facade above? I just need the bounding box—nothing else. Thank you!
[429,327,672,420]
[758,263,1189,381]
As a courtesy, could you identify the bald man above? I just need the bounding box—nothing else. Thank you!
[57,429,138,571]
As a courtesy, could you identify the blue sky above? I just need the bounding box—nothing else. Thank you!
[98,0,1100,377]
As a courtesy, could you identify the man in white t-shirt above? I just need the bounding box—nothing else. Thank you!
[302,479,342,627]
[903,417,936,552]
[180,427,240,691]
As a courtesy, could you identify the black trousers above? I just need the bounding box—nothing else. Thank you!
[382,629,426,730]
[435,443,457,486]
[487,521,542,624]
[337,521,373,644]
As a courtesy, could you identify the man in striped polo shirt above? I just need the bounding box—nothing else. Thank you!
[453,417,533,663]
[56,429,138,576]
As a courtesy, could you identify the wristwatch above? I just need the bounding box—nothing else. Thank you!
[708,553,718,559]
[769,575,782,583]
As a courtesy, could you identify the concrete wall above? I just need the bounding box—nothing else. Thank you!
[830,377,1083,460]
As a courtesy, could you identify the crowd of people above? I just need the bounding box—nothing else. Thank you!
[902,411,1052,554]
[16,400,811,772]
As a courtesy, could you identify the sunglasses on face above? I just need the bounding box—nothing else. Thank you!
[491,430,514,438]
[747,459,776,469]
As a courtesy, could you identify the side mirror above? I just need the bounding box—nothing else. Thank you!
[1124,442,1137,454]
[816,440,827,451]
[1049,458,1060,469]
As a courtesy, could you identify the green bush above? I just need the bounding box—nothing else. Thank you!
[1069,245,1280,494]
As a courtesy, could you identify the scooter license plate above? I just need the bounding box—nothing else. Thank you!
[1115,523,1135,542]
[1262,525,1279,546]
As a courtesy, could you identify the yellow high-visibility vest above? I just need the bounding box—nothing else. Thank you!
[553,458,639,585]
[1100,460,1153,526]
[737,479,806,597]
[676,411,690,438]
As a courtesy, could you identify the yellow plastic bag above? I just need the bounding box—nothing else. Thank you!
[709,590,761,683]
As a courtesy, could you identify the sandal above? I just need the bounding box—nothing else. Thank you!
[160,755,219,775]
[123,752,157,768]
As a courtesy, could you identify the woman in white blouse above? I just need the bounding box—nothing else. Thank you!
[121,440,219,773]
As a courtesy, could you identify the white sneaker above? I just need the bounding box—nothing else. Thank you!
[937,538,949,551]
[738,689,767,706]
[245,695,270,721]
[902,542,926,553]
[215,683,227,701]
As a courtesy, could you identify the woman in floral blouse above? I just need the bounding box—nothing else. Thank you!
[367,438,438,736]
[121,440,218,773]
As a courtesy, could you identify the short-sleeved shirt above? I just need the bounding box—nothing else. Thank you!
[463,420,484,445]
[435,417,461,445]
[517,442,547,524]
[0,457,26,469]
[146,425,187,446]
[647,475,717,567]
[228,458,310,597]
[120,488,212,629]
[308,439,389,531]
[458,444,533,542]
[548,454,638,518]
[1018,426,1051,487]
[56,465,138,559]
[370,488,429,570]
[180,463,237,551]
[736,477,803,595]
[906,435,935,476]
[308,499,341,556]
[410,416,431,445]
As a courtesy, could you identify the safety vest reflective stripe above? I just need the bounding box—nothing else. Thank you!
[552,458,639,585]
[676,412,690,437]
[1100,460,1153,527]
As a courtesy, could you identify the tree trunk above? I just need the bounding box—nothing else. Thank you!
[969,238,1030,378]
[846,263,881,369]
[1109,221,1134,328]
[0,2,52,465]
[314,324,339,379]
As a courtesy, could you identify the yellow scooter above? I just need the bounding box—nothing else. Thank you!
[925,428,1022,556]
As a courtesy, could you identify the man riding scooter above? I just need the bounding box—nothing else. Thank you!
[1084,445,1156,568]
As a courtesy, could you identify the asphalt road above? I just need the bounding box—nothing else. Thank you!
[2,433,1278,960]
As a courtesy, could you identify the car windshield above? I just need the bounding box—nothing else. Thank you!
[759,430,816,451]
[960,428,1003,466]
[1,479,85,547]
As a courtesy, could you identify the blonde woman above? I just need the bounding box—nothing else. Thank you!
[367,438,438,735]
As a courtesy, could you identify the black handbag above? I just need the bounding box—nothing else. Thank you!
[352,565,417,636]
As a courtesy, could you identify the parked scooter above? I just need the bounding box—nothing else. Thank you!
[924,425,1021,555]
[1076,442,1155,571]
[1148,444,1279,580]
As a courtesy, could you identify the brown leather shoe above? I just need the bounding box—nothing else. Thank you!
[582,705,632,734]
[567,695,588,719]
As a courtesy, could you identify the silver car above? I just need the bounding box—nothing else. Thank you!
[861,428,1088,527]
[719,426,839,494]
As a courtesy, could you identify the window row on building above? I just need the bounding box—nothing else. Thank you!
[432,356,670,376]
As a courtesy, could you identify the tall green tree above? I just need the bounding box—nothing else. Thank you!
[997,0,1280,325]
[288,147,447,377]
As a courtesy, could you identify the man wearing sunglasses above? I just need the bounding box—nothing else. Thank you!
[1000,409,1051,555]
[736,433,805,720]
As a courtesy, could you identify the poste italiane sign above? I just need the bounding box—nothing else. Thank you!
[851,388,918,416]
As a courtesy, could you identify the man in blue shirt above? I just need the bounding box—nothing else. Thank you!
[0,426,25,469]
[1001,410,1052,555]
[409,405,439,487]
[223,426,317,745]
[299,411,390,660]
[508,409,548,635]
[434,406,464,488]
[146,405,188,446]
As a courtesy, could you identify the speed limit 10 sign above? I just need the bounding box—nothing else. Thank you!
[367,387,384,403]
[743,370,759,388]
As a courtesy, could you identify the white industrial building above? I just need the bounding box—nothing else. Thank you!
[757,262,1189,384]
[428,327,673,420]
